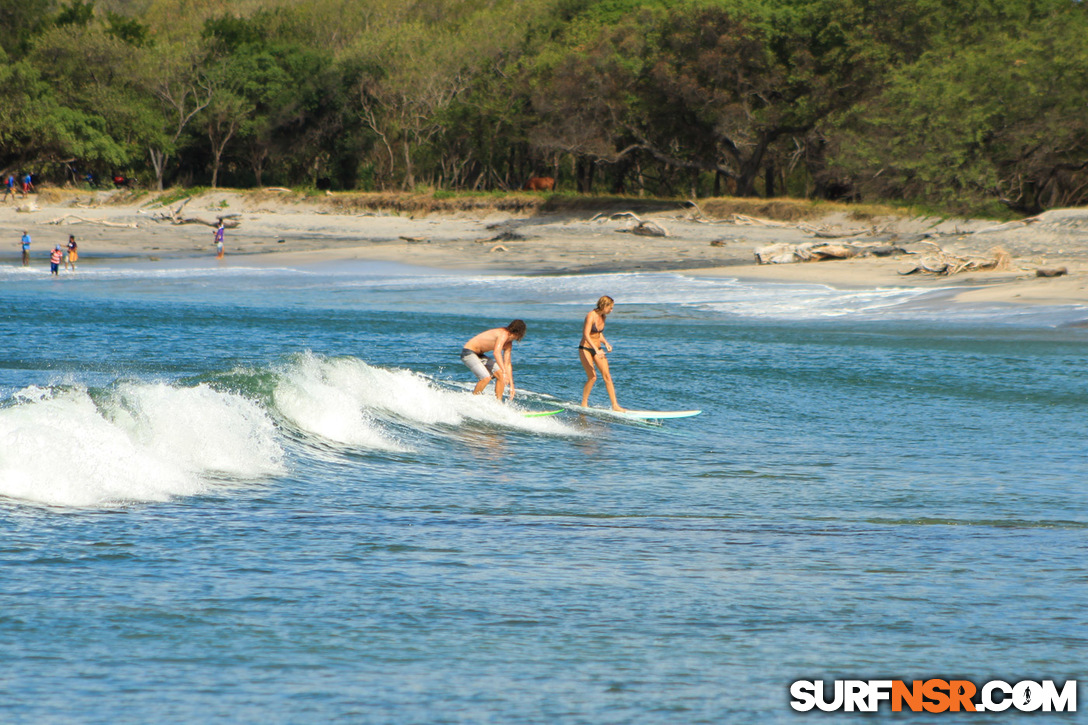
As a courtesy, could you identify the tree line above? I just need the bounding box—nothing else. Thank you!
[2,0,1086,214]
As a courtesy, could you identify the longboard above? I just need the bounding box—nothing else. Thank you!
[433,378,697,421]
[568,405,701,420]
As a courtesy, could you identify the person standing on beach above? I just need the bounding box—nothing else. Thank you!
[460,320,526,401]
[579,295,624,410]
[66,235,78,270]
[20,231,30,266]
[213,221,225,259]
[49,245,62,276]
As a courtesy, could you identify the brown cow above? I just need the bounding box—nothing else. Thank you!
[523,176,556,191]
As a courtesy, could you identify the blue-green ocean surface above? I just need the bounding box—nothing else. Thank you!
[1,259,1086,723]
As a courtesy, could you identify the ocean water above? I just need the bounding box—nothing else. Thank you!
[1,258,1086,723]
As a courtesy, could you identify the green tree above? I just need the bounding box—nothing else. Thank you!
[828,8,1088,212]
[134,40,213,189]
[415,0,559,190]
[347,21,475,189]
[29,24,158,177]
[53,0,95,27]
[525,0,889,197]
[0,0,56,54]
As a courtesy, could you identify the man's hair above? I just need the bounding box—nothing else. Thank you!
[506,319,527,339]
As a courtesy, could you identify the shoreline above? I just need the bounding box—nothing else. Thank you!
[3,189,1087,309]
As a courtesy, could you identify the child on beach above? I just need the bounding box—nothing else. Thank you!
[49,245,62,275]
[66,235,78,270]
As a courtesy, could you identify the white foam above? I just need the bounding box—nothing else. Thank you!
[272,353,578,447]
[0,383,285,508]
[272,354,411,450]
[103,382,285,479]
[307,270,932,318]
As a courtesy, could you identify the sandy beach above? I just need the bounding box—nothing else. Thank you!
[4,188,1087,307]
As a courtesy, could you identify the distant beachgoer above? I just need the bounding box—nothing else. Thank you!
[2,175,14,202]
[579,295,624,410]
[460,320,527,401]
[214,222,225,259]
[22,173,33,197]
[20,231,30,266]
[66,235,78,270]
[49,245,62,276]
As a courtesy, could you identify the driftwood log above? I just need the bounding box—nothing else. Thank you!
[898,244,1012,276]
[149,198,241,228]
[1036,267,1068,277]
[590,210,669,237]
[46,215,139,228]
[590,211,642,222]
[629,220,668,237]
[476,230,527,243]
[755,241,906,264]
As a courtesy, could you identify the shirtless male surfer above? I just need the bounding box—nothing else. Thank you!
[460,320,526,401]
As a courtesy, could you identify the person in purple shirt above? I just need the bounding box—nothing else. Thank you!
[213,221,225,259]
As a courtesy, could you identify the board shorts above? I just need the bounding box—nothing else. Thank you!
[460,348,495,381]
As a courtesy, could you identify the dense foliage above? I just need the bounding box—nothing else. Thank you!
[2,0,1086,212]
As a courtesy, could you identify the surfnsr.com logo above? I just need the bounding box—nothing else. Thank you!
[790,679,1077,713]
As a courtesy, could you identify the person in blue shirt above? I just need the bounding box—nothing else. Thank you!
[2,175,15,202]
[22,173,33,197]
[20,231,30,266]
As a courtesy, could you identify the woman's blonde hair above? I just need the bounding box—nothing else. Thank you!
[595,295,614,312]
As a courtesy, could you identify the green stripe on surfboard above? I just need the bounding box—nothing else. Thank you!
[523,409,563,418]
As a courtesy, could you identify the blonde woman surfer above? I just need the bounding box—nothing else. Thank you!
[579,296,624,410]
[461,319,526,401]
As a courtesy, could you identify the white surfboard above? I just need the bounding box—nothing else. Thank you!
[433,378,699,420]
[568,405,701,420]
[616,409,701,420]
